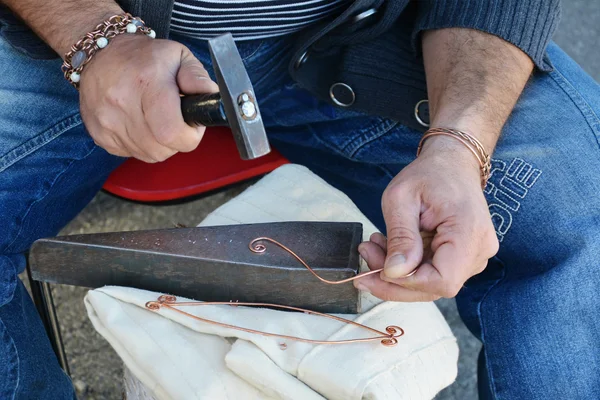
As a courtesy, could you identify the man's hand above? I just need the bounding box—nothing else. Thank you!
[355,136,499,301]
[2,0,218,162]
[80,34,217,162]
[354,28,533,302]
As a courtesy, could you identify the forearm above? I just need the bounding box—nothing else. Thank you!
[1,0,123,56]
[422,28,534,153]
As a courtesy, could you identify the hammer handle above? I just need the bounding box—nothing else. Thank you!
[181,92,228,127]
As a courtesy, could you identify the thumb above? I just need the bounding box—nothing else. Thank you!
[382,189,423,279]
[177,48,219,95]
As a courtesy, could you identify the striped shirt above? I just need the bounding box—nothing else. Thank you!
[170,0,348,41]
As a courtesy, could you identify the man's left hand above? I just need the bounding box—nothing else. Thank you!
[354,135,499,301]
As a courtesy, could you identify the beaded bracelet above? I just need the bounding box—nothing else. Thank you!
[61,13,156,89]
[416,127,492,189]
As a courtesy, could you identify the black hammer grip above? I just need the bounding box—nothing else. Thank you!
[181,92,228,127]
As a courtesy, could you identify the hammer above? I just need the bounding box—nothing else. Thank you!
[180,33,270,160]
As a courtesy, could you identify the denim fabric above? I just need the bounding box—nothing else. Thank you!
[0,37,123,398]
[1,27,599,399]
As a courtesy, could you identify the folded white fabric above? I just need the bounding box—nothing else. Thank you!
[85,164,458,400]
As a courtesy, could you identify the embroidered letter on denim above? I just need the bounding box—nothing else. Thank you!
[485,158,542,241]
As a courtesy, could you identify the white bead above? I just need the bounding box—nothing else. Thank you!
[70,72,80,83]
[96,37,108,48]
[147,29,156,39]
[126,23,137,33]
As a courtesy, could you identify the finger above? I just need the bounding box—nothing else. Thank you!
[428,222,478,296]
[142,80,205,154]
[381,262,440,290]
[389,244,473,299]
[89,105,154,161]
[357,241,386,274]
[177,47,219,95]
[356,274,440,302]
[126,108,178,162]
[388,213,486,297]
[370,232,387,251]
[92,132,130,158]
[381,186,424,279]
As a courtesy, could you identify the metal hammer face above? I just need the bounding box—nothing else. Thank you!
[180,34,271,160]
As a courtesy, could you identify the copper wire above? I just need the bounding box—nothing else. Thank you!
[146,295,404,347]
[249,237,417,283]
[145,237,411,348]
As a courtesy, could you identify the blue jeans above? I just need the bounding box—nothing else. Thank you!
[1,29,599,399]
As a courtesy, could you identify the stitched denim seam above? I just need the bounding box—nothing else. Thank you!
[308,125,357,160]
[549,69,600,148]
[343,120,400,158]
[4,143,96,254]
[317,117,392,152]
[309,118,398,159]
[307,127,397,181]
[477,256,507,400]
[0,114,82,173]
[0,315,19,400]
[0,257,17,308]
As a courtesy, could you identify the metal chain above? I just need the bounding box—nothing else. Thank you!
[61,14,153,88]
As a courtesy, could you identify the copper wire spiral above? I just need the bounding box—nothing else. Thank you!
[249,237,388,284]
[145,295,404,346]
[144,237,408,348]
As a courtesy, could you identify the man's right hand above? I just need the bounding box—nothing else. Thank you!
[2,0,218,162]
[79,34,218,162]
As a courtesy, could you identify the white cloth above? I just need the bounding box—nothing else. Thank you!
[85,164,459,399]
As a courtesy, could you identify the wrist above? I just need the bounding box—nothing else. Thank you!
[418,127,491,189]
[419,135,480,170]
[62,13,155,88]
[56,8,125,56]
[430,115,499,154]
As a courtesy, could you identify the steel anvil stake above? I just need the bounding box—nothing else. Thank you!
[180,33,270,160]
[29,222,363,313]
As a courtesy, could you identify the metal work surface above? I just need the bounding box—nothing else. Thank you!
[30,222,362,313]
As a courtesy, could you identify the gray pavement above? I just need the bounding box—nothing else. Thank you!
[30,2,599,399]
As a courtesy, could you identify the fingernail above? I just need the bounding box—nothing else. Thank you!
[355,283,371,294]
[384,254,407,278]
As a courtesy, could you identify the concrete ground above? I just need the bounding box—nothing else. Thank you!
[29,2,598,399]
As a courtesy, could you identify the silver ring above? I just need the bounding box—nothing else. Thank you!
[329,82,355,107]
[414,99,430,128]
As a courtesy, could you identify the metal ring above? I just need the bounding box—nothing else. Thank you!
[329,82,355,107]
[294,50,309,69]
[352,8,378,24]
[414,99,430,128]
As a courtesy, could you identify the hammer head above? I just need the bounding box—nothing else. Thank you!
[209,34,271,160]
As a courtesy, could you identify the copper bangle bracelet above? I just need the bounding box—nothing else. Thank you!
[417,127,492,189]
